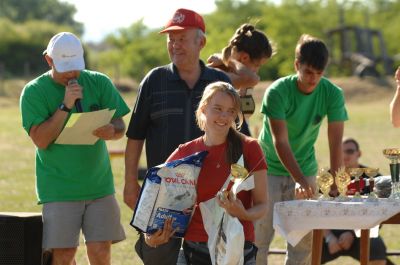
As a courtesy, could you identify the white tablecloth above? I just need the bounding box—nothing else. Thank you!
[273,199,400,246]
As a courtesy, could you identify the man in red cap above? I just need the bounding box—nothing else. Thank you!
[124,8,231,265]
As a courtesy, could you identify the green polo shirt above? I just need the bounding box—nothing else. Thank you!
[20,70,130,203]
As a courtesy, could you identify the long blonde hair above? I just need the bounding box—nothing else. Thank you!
[196,81,244,164]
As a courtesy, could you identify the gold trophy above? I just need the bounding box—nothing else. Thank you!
[348,167,364,200]
[383,148,400,199]
[316,168,334,200]
[335,167,351,201]
[219,163,249,201]
[230,163,249,180]
[364,167,379,200]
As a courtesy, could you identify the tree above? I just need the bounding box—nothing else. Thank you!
[0,19,74,76]
[0,0,82,34]
[0,0,83,77]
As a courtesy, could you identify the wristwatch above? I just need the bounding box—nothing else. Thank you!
[59,103,72,113]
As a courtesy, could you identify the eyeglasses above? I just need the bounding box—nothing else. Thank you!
[344,149,357,155]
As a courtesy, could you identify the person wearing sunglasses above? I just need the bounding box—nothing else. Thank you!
[342,137,383,195]
[321,137,387,265]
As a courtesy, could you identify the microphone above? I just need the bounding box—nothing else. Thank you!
[68,79,83,113]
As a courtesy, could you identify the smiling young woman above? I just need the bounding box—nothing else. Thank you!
[143,81,268,265]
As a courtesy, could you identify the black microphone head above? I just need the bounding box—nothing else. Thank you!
[68,78,83,112]
[75,99,83,113]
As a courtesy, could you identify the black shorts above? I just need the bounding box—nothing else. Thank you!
[135,233,182,265]
[182,240,257,265]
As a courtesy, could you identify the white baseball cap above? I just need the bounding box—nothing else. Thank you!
[44,32,85,73]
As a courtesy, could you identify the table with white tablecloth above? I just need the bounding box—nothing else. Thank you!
[273,199,400,265]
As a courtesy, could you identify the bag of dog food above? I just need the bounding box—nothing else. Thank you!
[131,151,208,237]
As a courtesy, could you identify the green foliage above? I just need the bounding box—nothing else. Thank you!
[2,0,400,80]
[0,0,83,77]
[0,0,82,33]
[0,19,74,76]
[91,21,169,80]
[93,0,400,81]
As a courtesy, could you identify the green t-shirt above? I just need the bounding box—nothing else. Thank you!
[258,75,348,176]
[20,70,130,203]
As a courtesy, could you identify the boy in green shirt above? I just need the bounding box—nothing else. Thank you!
[255,34,348,265]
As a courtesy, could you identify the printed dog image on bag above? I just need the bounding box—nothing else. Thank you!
[131,151,208,237]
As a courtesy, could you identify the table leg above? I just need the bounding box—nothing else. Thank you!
[360,229,370,265]
[311,229,323,265]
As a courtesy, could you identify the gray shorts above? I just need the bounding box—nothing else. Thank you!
[42,194,126,249]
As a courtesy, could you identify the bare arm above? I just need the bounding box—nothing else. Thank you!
[227,59,260,89]
[207,54,259,89]
[93,117,126,140]
[29,110,70,149]
[243,169,268,220]
[328,121,344,194]
[390,67,400,127]
[111,118,126,139]
[269,118,315,198]
[124,138,144,209]
[29,82,82,149]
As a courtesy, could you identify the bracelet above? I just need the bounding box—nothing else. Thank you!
[325,233,335,243]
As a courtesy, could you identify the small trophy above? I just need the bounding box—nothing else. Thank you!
[230,163,249,180]
[348,168,364,200]
[316,168,334,200]
[219,163,250,200]
[383,148,400,199]
[364,167,379,200]
[335,167,351,201]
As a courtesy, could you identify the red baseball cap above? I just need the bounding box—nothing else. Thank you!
[159,8,205,34]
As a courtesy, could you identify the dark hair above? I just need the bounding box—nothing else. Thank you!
[227,128,243,165]
[222,24,273,66]
[295,34,329,71]
[343,137,360,151]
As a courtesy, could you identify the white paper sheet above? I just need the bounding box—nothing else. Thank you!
[55,109,116,145]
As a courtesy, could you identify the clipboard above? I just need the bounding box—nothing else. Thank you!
[55,109,116,145]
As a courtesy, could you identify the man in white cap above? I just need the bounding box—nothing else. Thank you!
[20,32,129,265]
[124,8,230,265]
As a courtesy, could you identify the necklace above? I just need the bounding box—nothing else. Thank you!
[203,136,225,168]
[215,149,225,168]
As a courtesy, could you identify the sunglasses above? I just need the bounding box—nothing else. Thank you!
[344,149,357,155]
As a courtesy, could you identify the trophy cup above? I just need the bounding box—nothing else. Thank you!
[316,168,334,200]
[348,167,364,200]
[230,163,249,180]
[220,163,250,200]
[335,167,351,201]
[364,167,379,200]
[383,148,400,199]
